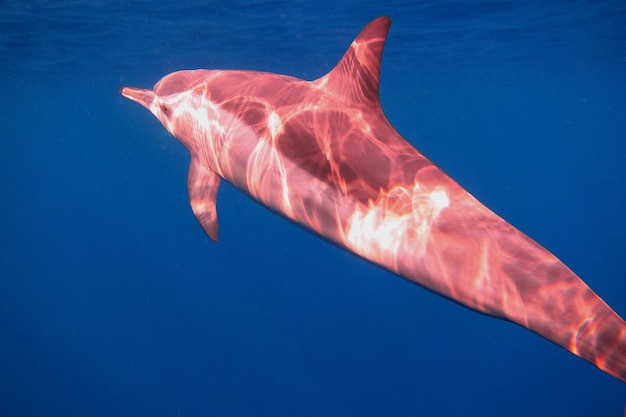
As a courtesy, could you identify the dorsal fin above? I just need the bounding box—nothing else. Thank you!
[315,16,391,108]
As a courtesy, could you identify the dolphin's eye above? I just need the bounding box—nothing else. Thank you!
[160,104,170,115]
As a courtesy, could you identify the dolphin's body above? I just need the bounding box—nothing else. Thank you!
[121,17,626,382]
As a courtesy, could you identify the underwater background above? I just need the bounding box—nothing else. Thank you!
[1,1,625,416]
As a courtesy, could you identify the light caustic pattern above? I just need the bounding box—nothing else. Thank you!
[121,17,625,382]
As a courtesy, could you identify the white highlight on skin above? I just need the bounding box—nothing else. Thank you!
[214,108,290,216]
[155,91,241,179]
[267,110,283,140]
[429,188,449,211]
[346,184,450,268]
[191,199,211,213]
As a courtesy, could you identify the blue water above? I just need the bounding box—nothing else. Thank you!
[1,1,625,416]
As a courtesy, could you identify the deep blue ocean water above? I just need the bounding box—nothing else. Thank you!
[1,1,625,416]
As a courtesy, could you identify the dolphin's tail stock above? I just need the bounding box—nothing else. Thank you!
[420,201,626,382]
[495,229,626,382]
[529,270,626,382]
[526,263,626,382]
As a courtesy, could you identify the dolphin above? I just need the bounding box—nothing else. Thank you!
[120,16,626,382]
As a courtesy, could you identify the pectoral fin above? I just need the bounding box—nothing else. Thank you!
[187,158,220,241]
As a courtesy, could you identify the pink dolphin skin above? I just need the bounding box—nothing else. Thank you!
[121,16,626,383]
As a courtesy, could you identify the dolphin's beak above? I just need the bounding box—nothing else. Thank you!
[120,86,155,110]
